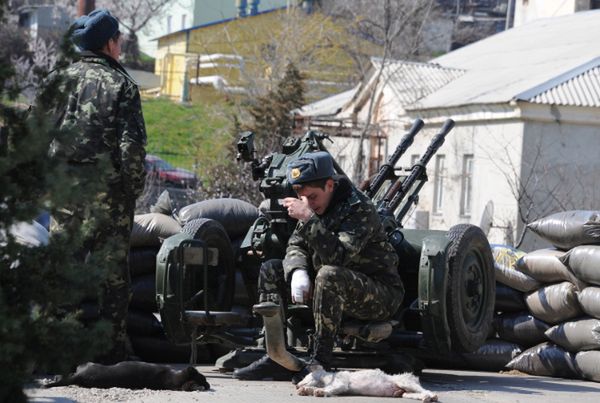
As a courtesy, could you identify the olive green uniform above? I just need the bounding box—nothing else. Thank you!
[258,178,404,363]
[48,51,146,361]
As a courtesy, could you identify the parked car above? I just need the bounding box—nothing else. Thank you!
[144,154,199,188]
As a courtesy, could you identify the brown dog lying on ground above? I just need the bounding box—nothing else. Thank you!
[296,366,437,402]
[44,361,210,391]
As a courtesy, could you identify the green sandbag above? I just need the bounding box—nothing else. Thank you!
[131,213,182,247]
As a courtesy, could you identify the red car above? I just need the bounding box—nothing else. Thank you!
[144,154,199,188]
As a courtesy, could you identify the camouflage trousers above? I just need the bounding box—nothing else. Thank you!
[52,191,135,362]
[258,259,404,362]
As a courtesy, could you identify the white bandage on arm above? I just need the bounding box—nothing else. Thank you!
[290,269,311,304]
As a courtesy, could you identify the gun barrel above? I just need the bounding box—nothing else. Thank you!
[387,119,455,213]
[367,119,424,198]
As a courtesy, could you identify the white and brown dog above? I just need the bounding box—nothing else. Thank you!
[296,366,437,402]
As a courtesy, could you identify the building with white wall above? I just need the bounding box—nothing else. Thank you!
[138,0,288,57]
[513,0,600,27]
[296,10,600,251]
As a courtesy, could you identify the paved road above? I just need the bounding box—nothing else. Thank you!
[28,365,600,403]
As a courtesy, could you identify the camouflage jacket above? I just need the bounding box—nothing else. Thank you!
[283,177,402,287]
[49,51,147,199]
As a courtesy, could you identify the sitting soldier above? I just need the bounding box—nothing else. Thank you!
[233,151,404,381]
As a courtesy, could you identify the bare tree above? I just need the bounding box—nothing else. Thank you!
[97,0,173,69]
[478,134,595,249]
[322,0,437,182]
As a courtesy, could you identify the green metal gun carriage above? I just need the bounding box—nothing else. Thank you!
[155,118,495,372]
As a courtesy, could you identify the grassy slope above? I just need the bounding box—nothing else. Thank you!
[141,97,235,173]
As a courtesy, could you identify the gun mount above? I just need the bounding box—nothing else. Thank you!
[155,118,496,372]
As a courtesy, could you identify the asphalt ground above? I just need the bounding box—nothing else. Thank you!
[28,365,600,403]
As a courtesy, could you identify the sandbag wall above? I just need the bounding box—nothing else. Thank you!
[127,194,260,362]
[473,211,600,382]
[127,212,203,362]
[177,197,260,309]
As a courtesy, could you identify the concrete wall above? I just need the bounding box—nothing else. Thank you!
[514,0,592,27]
[384,118,524,244]
[518,110,600,250]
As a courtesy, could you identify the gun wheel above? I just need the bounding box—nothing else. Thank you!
[180,218,235,311]
[446,224,495,353]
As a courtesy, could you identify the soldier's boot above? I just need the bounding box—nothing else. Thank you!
[232,355,297,381]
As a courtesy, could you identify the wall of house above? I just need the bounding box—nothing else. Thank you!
[155,8,377,100]
[514,0,592,27]
[517,105,600,250]
[155,33,188,98]
[384,118,524,246]
[138,0,193,57]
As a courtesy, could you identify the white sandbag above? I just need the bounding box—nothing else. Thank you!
[7,221,49,247]
[517,249,585,289]
[578,287,600,319]
[491,244,540,292]
[525,282,582,325]
[178,198,258,239]
[131,213,182,247]
[506,342,579,378]
[528,210,600,250]
[575,351,600,382]
[545,318,600,352]
[462,339,522,371]
[495,312,550,347]
[560,245,600,287]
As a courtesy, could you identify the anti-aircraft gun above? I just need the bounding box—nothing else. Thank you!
[155,119,495,372]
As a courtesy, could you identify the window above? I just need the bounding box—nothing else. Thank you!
[460,154,474,216]
[181,14,187,29]
[166,15,172,33]
[433,155,445,214]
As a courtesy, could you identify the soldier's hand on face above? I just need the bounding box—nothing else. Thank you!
[283,196,314,223]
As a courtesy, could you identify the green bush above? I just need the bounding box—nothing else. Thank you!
[0,13,112,401]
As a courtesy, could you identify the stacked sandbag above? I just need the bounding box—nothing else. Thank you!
[128,210,191,362]
[503,210,600,382]
[481,244,583,373]
[178,198,258,239]
[178,197,259,308]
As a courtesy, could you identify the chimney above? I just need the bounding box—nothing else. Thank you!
[236,0,247,18]
[248,0,260,16]
[77,0,95,16]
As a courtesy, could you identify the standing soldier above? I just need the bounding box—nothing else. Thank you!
[47,9,147,363]
[234,151,404,381]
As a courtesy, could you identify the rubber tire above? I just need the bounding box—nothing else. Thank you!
[180,218,235,311]
[445,224,495,353]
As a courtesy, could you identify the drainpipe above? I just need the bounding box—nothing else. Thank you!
[236,0,247,18]
[248,0,260,16]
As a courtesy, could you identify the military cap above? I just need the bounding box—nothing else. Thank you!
[287,151,334,185]
[71,9,119,51]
